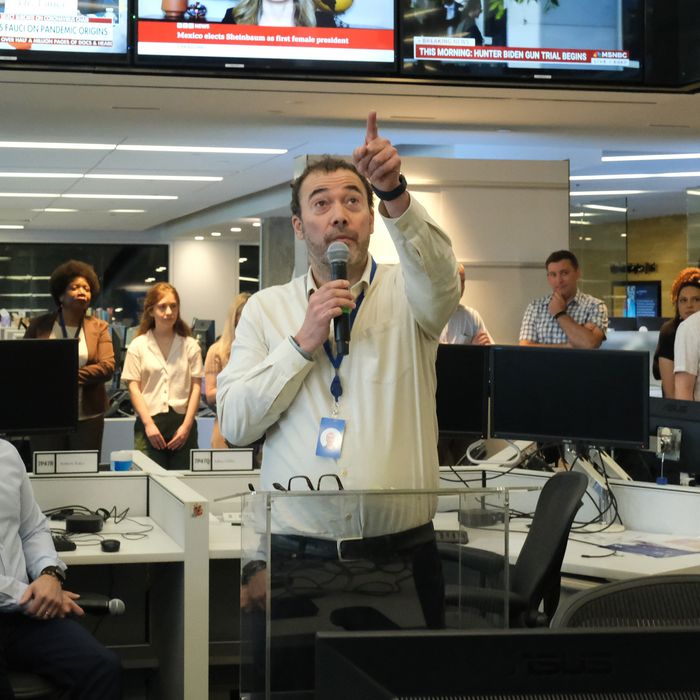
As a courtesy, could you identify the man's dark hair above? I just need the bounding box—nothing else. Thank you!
[49,259,101,305]
[545,250,579,270]
[290,156,374,218]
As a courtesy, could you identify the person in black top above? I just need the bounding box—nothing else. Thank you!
[456,0,483,45]
[654,267,700,397]
[221,0,336,26]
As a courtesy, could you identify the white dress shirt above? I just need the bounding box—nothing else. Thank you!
[122,332,203,415]
[218,198,459,536]
[439,304,493,344]
[673,311,700,401]
[0,440,65,611]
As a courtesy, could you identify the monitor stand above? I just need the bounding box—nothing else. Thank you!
[562,443,626,534]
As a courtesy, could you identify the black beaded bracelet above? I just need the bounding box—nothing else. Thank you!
[553,310,567,320]
[371,174,407,201]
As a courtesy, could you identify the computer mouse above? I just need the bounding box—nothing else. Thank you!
[101,539,121,553]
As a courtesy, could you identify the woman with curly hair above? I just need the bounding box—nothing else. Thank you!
[653,267,700,397]
[121,283,203,469]
[204,292,250,448]
[24,259,115,453]
[221,0,335,27]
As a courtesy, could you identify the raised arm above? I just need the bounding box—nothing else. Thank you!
[354,112,459,338]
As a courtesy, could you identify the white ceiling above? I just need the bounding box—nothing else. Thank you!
[2,69,700,241]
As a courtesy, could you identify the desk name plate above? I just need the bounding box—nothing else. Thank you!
[190,448,253,472]
[33,450,99,475]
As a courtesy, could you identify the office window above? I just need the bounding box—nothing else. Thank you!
[0,243,168,328]
[239,245,260,294]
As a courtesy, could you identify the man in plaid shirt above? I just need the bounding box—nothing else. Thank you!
[519,250,608,348]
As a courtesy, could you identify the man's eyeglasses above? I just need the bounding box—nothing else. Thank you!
[272,474,345,491]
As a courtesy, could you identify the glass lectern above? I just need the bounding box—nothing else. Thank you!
[239,486,533,699]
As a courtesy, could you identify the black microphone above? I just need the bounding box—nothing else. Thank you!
[327,241,351,356]
[77,594,126,616]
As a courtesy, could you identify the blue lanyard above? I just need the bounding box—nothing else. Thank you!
[323,258,377,403]
[58,310,82,339]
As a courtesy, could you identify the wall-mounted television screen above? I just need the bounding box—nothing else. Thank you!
[0,0,129,63]
[612,280,662,318]
[136,0,396,73]
[400,0,644,86]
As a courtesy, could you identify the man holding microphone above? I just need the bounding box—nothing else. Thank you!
[218,111,459,689]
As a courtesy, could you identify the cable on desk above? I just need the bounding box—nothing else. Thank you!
[567,535,621,558]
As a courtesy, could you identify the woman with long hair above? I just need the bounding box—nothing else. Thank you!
[25,259,115,454]
[121,283,203,469]
[653,267,700,397]
[204,292,251,448]
[221,0,335,27]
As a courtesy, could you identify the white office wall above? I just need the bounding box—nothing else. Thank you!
[369,157,570,344]
[171,239,240,336]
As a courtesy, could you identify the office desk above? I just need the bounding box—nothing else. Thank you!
[31,471,209,700]
[438,465,700,587]
[435,515,700,583]
[54,518,183,566]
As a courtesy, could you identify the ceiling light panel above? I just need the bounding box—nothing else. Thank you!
[569,190,645,197]
[116,145,287,154]
[0,141,115,150]
[602,153,700,162]
[85,174,223,182]
[0,172,81,179]
[572,171,700,181]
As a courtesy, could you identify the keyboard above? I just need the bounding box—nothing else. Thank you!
[435,529,469,544]
[52,534,77,552]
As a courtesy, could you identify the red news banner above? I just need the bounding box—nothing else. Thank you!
[139,22,393,51]
[414,40,631,66]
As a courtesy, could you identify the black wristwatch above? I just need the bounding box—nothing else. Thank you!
[553,310,567,320]
[372,174,407,201]
[40,566,66,586]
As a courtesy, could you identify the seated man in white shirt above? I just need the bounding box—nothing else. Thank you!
[440,264,493,345]
[0,439,121,699]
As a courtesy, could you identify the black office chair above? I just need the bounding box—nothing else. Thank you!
[441,470,588,628]
[551,574,700,628]
[7,671,56,699]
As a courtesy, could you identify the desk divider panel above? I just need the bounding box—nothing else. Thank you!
[30,470,210,700]
[147,474,210,700]
[30,472,150,516]
[611,480,700,535]
[177,472,259,517]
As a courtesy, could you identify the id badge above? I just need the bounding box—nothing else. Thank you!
[316,417,346,459]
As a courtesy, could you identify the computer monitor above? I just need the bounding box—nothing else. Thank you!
[637,316,667,331]
[316,628,700,699]
[191,318,215,359]
[608,316,638,331]
[490,346,649,449]
[0,339,78,435]
[648,396,700,483]
[435,344,489,439]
